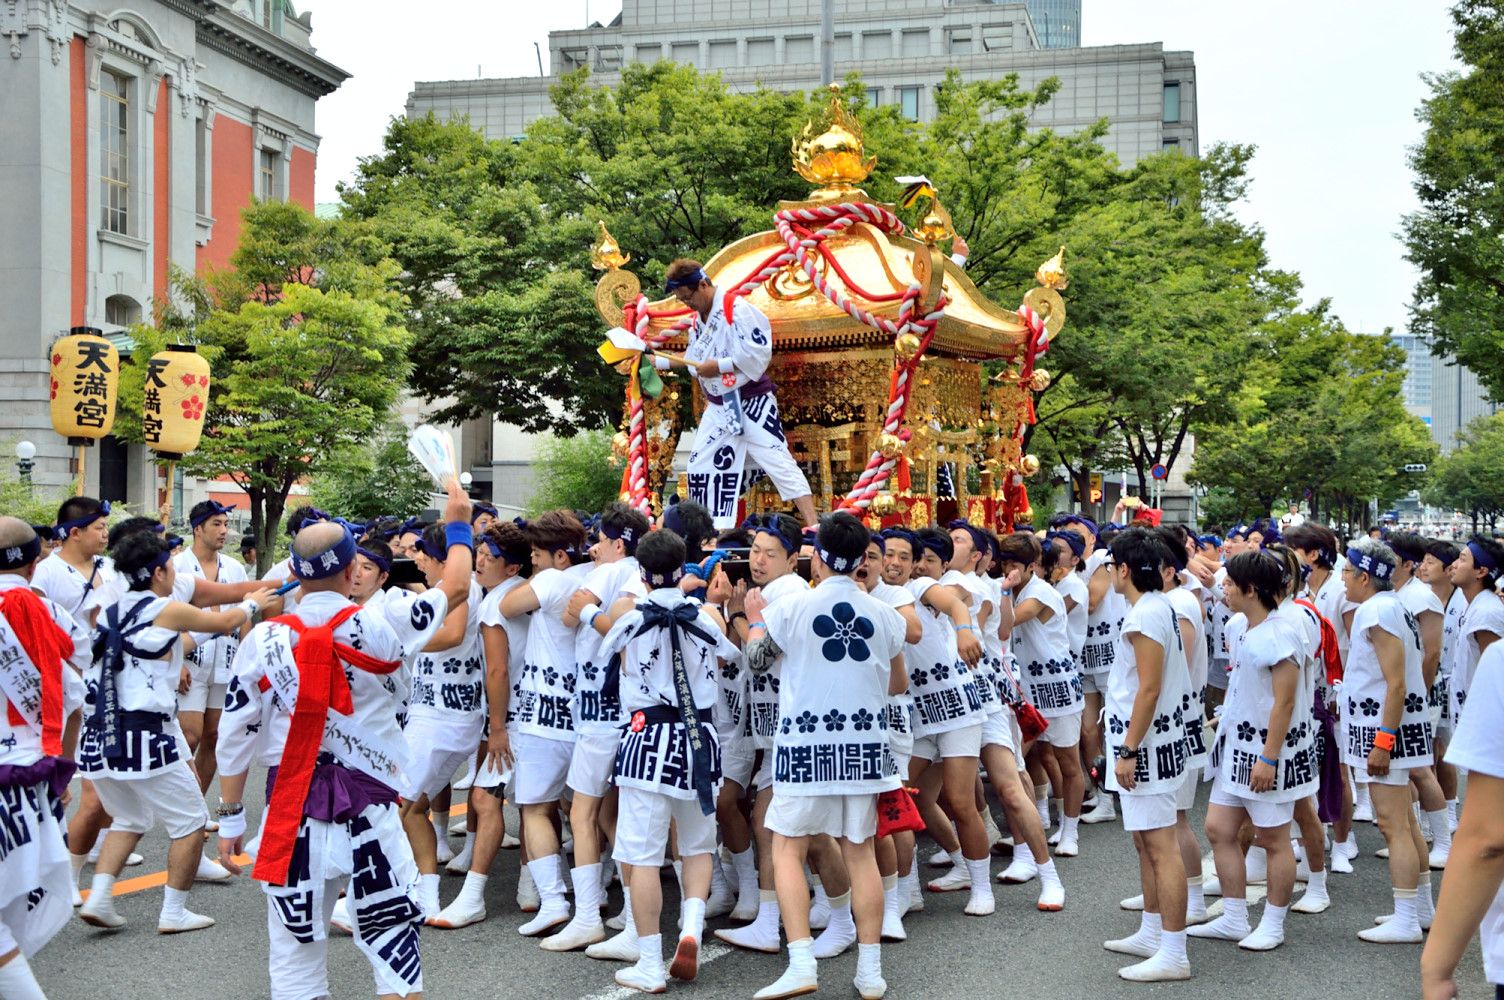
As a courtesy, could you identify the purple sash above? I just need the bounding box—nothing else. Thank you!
[1312,696,1344,823]
[0,755,77,800]
[704,375,775,406]
[265,753,398,824]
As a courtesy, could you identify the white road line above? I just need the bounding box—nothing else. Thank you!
[579,942,734,1000]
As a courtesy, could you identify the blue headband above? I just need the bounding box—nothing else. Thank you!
[599,520,638,547]
[1045,529,1085,559]
[292,526,358,579]
[947,520,989,559]
[743,515,798,555]
[664,268,707,294]
[915,533,951,561]
[1050,514,1099,537]
[287,508,331,538]
[1228,523,1249,540]
[356,545,391,575]
[880,528,918,553]
[392,517,425,540]
[55,500,110,541]
[189,501,236,530]
[1198,534,1223,549]
[1346,547,1394,581]
[1469,540,1500,573]
[128,547,173,588]
[644,565,685,588]
[814,542,860,574]
[0,534,42,570]
[471,503,498,524]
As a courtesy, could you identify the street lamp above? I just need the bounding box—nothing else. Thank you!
[14,440,36,491]
[459,472,473,496]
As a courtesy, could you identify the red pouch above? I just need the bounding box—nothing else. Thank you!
[876,786,926,838]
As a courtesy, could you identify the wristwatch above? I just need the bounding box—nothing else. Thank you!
[215,801,245,817]
[1115,744,1138,760]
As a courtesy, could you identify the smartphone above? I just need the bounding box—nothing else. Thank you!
[385,558,425,589]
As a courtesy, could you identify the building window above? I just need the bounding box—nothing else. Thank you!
[670,42,699,66]
[746,38,774,65]
[865,87,881,108]
[784,35,813,64]
[596,45,623,71]
[862,31,892,60]
[259,149,279,201]
[634,43,662,63]
[560,47,587,71]
[834,33,852,62]
[99,70,130,235]
[708,40,736,69]
[948,28,973,55]
[981,24,1013,52]
[261,0,274,29]
[900,28,929,57]
[1163,83,1181,123]
[898,85,920,121]
[1162,138,1181,152]
[104,294,140,327]
[195,118,208,215]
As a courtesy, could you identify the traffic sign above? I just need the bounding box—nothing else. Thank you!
[1403,464,1428,473]
[1150,463,1168,481]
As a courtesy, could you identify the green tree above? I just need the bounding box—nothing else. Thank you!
[1423,412,1504,530]
[527,428,622,517]
[116,203,412,574]
[1404,0,1504,402]
[305,419,437,522]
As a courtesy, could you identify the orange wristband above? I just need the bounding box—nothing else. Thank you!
[1372,730,1396,752]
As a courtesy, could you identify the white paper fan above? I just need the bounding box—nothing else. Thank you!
[407,424,458,489]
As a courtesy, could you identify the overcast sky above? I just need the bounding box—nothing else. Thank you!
[305,0,1459,336]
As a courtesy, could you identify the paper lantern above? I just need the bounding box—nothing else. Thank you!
[49,327,119,444]
[143,345,210,459]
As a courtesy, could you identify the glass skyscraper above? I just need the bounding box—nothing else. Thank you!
[1027,0,1082,48]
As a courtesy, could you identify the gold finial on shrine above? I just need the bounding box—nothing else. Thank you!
[1036,246,1068,290]
[591,220,631,271]
[791,85,877,191]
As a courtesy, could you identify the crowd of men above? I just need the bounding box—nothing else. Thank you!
[1,483,1502,1000]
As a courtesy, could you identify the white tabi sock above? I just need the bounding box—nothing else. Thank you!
[1187,875,1206,913]
[571,863,604,924]
[681,895,707,943]
[1159,928,1188,964]
[458,871,488,908]
[160,885,190,923]
[430,810,450,843]
[0,953,49,1000]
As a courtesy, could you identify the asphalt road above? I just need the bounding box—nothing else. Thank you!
[35,777,1488,1000]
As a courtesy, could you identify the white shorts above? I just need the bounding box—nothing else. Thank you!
[92,764,209,840]
[720,736,756,791]
[1348,763,1414,788]
[751,749,774,794]
[889,729,915,779]
[472,750,509,791]
[1208,661,1231,690]
[566,732,621,798]
[1210,782,1295,828]
[766,790,880,843]
[179,671,226,715]
[1038,709,1083,749]
[1081,672,1106,696]
[912,723,983,762]
[614,786,719,867]
[510,732,575,805]
[1174,768,1201,812]
[981,711,1024,767]
[1119,790,1178,832]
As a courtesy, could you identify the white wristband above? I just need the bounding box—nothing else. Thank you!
[581,604,602,627]
[239,599,259,622]
[217,811,247,840]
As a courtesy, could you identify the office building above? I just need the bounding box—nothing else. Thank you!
[0,0,347,502]
[1388,330,1434,422]
[1026,0,1080,49]
[1431,352,1500,454]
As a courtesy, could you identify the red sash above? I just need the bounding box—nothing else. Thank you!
[252,606,400,886]
[0,588,73,756]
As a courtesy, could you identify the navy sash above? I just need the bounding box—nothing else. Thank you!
[90,600,177,759]
[634,602,719,816]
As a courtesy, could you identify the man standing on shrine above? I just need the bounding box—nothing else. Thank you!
[654,259,818,529]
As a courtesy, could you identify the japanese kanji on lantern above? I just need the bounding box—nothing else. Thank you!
[142,345,210,460]
[49,326,119,494]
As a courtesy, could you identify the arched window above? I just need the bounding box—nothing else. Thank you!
[105,294,141,327]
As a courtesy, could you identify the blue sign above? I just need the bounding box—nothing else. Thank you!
[1150,464,1168,481]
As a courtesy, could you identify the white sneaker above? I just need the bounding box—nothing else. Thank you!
[430,895,487,929]
[1081,800,1118,824]
[157,910,215,934]
[540,915,606,951]
[1291,889,1331,914]
[1120,893,1145,910]
[753,963,818,1000]
[79,896,126,929]
[586,927,641,962]
[1238,925,1285,951]
[518,899,571,937]
[1358,918,1423,943]
[1118,953,1191,982]
[1103,930,1160,958]
[927,865,970,893]
[194,856,232,883]
[1187,914,1249,941]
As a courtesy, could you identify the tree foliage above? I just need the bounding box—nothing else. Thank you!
[1404,0,1504,402]
[526,428,622,517]
[117,203,412,573]
[1423,412,1504,530]
[305,419,437,523]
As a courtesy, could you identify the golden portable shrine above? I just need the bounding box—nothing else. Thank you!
[593,87,1068,532]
